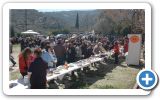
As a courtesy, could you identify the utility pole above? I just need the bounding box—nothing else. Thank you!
[24,9,28,31]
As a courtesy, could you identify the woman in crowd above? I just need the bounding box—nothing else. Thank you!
[19,47,35,77]
[28,48,48,89]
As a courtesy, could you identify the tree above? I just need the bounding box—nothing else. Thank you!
[75,12,79,30]
[131,9,145,34]
[113,18,132,35]
[94,9,141,36]
[94,16,114,34]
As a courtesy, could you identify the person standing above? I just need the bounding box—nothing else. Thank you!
[18,47,35,77]
[86,43,94,58]
[20,38,25,51]
[28,48,48,89]
[81,41,88,59]
[10,40,16,67]
[66,43,76,63]
[75,44,82,61]
[123,39,129,54]
[93,42,104,55]
[114,41,120,64]
[41,46,57,70]
[54,39,66,66]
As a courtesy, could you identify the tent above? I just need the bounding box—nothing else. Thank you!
[55,34,66,38]
[21,30,40,35]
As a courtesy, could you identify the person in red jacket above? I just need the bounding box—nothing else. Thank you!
[124,39,129,54]
[114,41,120,64]
[19,47,35,77]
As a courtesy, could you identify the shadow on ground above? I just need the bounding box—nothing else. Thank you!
[48,57,142,89]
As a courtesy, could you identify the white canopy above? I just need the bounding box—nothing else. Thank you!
[56,34,65,38]
[21,30,40,35]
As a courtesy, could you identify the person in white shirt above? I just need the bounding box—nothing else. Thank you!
[75,44,83,61]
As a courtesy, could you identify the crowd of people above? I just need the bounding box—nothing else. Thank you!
[10,33,129,89]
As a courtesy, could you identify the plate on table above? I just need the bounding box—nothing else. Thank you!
[100,54,106,57]
[53,70,60,74]
[94,54,99,57]
[69,63,75,67]
[57,65,64,70]
[47,72,53,76]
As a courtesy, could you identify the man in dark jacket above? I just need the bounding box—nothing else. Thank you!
[28,48,48,89]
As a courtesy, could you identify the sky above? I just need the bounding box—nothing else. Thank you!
[36,9,95,12]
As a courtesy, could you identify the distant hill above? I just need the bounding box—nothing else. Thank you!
[10,9,144,36]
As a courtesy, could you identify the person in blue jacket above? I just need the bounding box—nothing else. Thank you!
[41,45,57,71]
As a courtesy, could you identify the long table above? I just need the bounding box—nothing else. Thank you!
[9,53,109,89]
[47,57,103,81]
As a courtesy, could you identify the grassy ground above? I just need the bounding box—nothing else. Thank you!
[9,70,21,80]
[76,59,141,89]
[10,44,142,89]
[88,64,140,89]
[10,44,21,80]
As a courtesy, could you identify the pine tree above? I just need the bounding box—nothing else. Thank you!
[75,12,79,30]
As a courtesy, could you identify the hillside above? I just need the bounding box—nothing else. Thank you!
[10,9,144,36]
[10,9,101,35]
